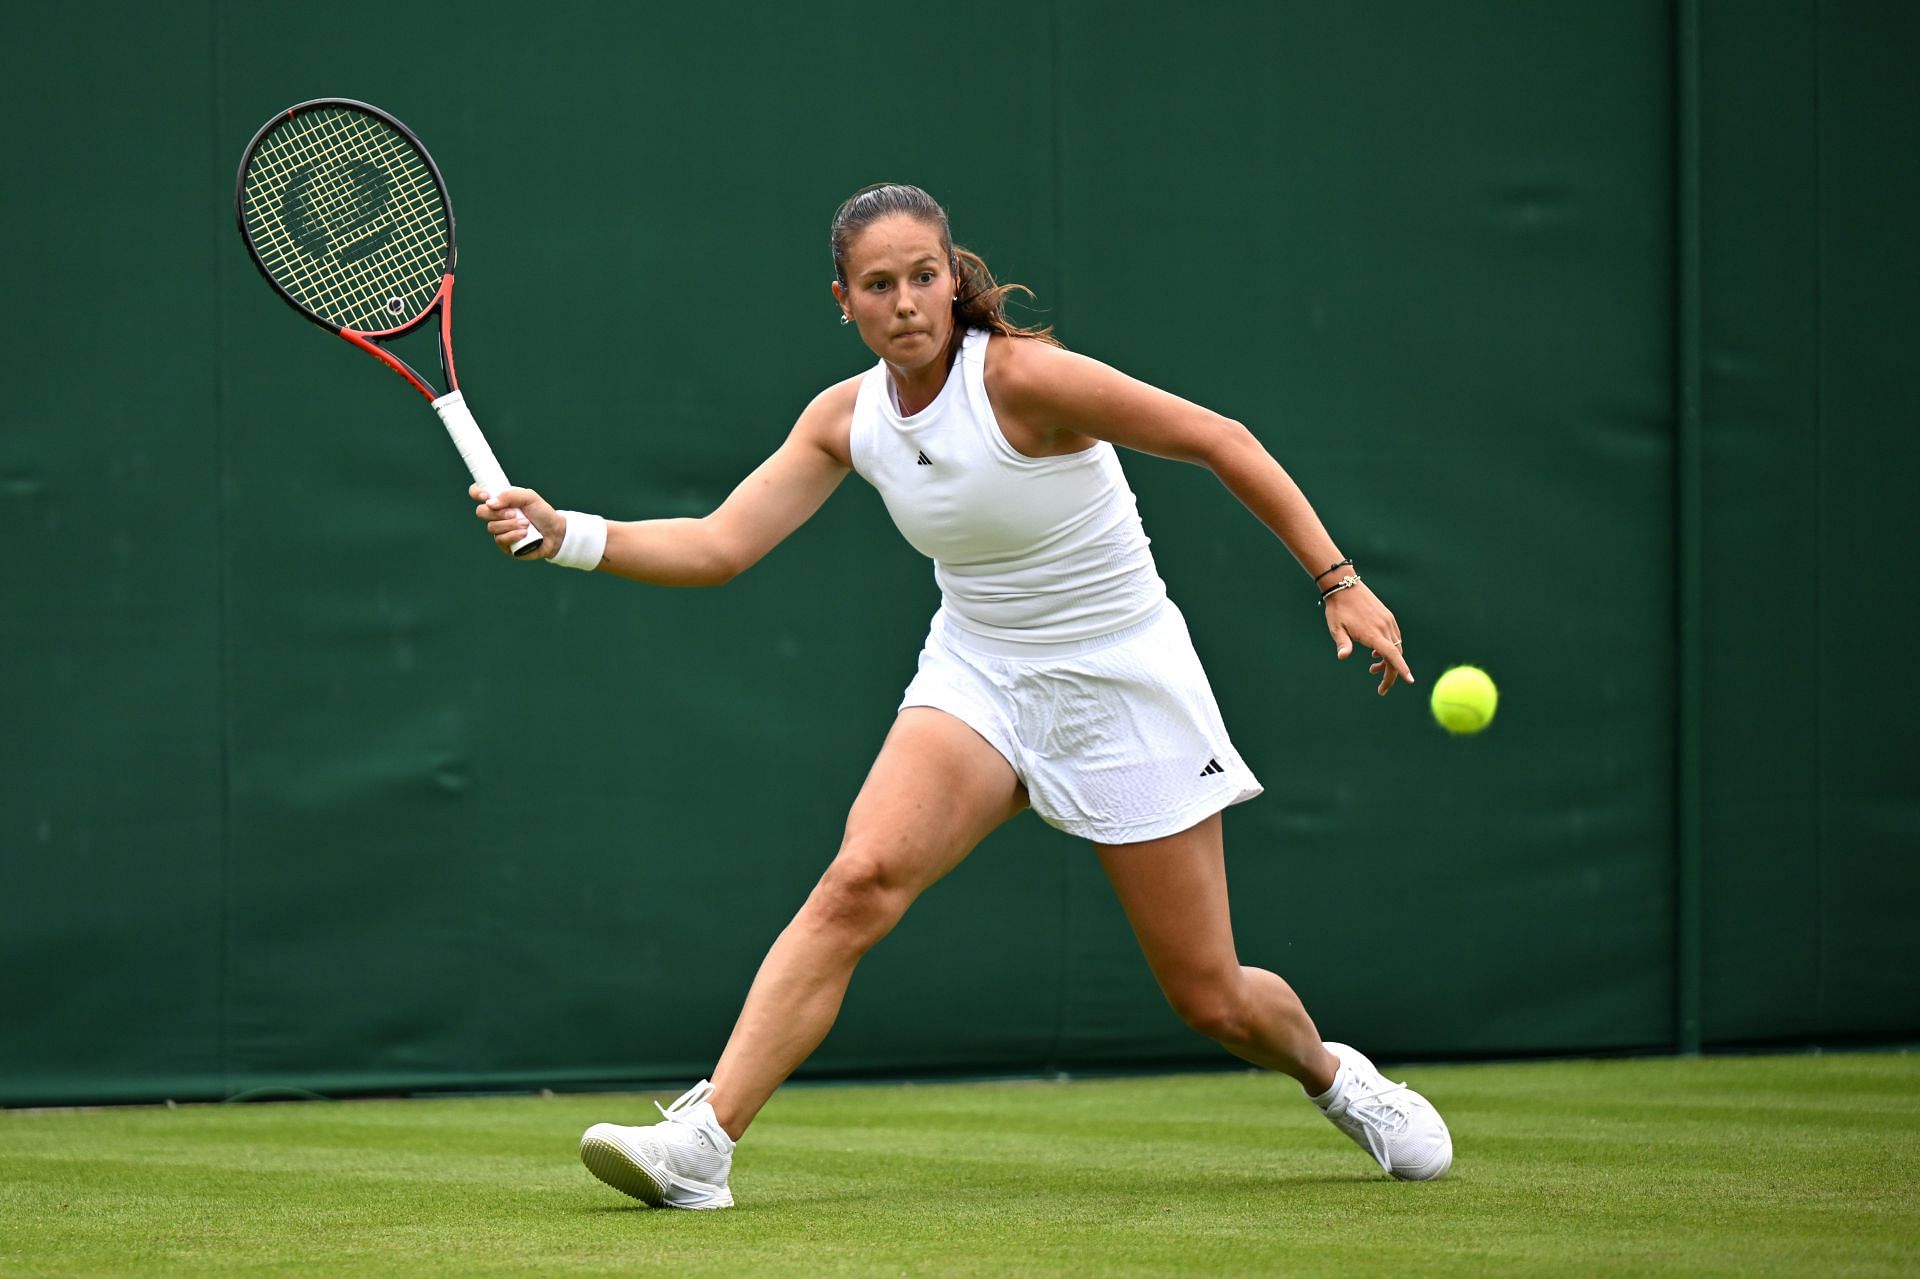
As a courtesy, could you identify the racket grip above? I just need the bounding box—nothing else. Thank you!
[432,390,543,558]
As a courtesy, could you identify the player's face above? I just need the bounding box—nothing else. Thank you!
[833,214,957,373]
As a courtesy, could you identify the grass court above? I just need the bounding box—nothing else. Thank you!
[3,1053,1915,1277]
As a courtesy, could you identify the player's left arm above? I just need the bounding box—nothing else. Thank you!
[988,339,1412,692]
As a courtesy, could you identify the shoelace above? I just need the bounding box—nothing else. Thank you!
[1345,1074,1416,1135]
[655,1080,717,1126]
[1337,1071,1417,1169]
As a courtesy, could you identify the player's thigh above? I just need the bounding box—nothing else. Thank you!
[835,706,1028,896]
[1095,813,1241,986]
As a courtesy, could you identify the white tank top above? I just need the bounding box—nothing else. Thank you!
[848,328,1168,645]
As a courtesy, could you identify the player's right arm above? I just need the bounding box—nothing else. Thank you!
[473,377,858,585]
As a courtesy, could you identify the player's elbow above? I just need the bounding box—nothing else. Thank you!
[1194,416,1262,470]
[696,522,757,586]
[704,558,746,586]
[690,548,746,587]
[1217,417,1259,452]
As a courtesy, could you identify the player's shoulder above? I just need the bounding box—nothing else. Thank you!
[789,372,863,463]
[800,372,863,426]
[984,330,1075,381]
[984,332,1095,409]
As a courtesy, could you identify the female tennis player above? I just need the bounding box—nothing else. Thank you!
[473,183,1451,1208]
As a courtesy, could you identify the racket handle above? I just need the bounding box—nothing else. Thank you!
[432,390,544,558]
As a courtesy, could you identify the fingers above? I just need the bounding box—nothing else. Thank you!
[1328,619,1354,660]
[474,497,528,546]
[483,485,547,515]
[469,484,558,557]
[1366,640,1414,695]
[1389,645,1415,687]
[471,485,547,512]
[488,513,532,555]
[1327,589,1415,694]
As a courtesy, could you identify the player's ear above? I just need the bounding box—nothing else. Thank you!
[830,280,851,322]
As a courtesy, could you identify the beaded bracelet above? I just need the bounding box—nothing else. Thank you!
[1313,556,1354,584]
[1319,573,1363,606]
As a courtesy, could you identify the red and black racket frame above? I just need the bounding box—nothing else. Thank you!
[234,98,462,405]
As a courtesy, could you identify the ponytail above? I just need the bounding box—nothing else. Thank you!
[952,245,1061,346]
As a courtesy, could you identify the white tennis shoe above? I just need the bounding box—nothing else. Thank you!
[1312,1042,1453,1180]
[580,1080,736,1209]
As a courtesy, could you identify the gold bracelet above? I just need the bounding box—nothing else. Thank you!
[1318,573,1363,606]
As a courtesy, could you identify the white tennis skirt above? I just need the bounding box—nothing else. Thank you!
[898,600,1263,844]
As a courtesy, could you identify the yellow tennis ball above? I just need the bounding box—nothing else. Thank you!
[1430,665,1498,735]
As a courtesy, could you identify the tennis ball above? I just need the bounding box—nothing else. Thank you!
[1430,665,1497,735]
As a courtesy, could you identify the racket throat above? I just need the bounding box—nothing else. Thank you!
[337,272,458,403]
[436,273,460,393]
[339,328,438,402]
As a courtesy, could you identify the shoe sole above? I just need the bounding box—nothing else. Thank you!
[579,1132,734,1210]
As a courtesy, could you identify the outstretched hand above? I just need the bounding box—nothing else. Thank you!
[469,483,565,560]
[1324,582,1414,695]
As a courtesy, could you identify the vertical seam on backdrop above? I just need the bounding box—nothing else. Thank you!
[1049,0,1068,331]
[208,0,235,1101]
[1671,0,1705,1055]
[1045,0,1072,1075]
[1811,0,1827,1034]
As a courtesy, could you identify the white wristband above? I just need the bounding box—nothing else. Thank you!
[549,511,608,571]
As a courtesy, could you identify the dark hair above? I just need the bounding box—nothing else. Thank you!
[829,182,1061,346]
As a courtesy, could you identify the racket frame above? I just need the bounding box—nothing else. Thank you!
[234,99,542,557]
[233,98,461,403]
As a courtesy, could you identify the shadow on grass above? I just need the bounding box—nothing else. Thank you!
[568,1168,1395,1219]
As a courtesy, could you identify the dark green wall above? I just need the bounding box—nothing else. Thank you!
[2,1,1913,1106]
[1689,0,1920,1046]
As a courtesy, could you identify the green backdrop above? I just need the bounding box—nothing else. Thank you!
[2,1,1914,1107]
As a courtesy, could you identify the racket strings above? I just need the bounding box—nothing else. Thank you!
[242,107,450,333]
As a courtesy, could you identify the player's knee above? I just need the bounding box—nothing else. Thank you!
[1167,978,1251,1045]
[804,852,911,949]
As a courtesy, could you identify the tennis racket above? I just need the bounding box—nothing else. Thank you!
[234,98,541,556]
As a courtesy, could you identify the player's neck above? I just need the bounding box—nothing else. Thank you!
[887,333,962,416]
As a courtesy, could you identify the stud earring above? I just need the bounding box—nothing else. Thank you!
[839,313,850,325]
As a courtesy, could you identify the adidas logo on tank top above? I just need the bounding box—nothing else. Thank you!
[844,327,1167,645]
